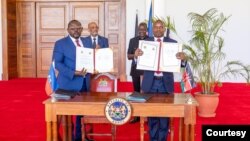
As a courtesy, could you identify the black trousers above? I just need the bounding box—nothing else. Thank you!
[132,76,141,92]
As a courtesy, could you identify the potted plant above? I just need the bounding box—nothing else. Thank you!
[183,8,250,117]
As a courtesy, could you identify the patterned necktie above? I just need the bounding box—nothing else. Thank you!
[157,38,161,42]
[156,38,162,74]
[93,38,97,48]
[75,39,81,47]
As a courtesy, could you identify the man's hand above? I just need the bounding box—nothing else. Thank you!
[134,48,143,58]
[176,52,187,60]
[75,68,87,77]
[95,44,101,49]
[93,70,99,74]
[81,68,87,76]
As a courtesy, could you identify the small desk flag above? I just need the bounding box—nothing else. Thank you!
[45,61,58,96]
[180,63,196,92]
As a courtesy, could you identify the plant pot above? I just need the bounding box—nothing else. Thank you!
[194,92,220,117]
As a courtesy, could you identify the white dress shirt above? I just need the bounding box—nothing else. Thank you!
[69,35,83,47]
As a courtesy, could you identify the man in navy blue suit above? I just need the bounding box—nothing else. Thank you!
[83,22,109,49]
[52,20,95,141]
[135,20,186,141]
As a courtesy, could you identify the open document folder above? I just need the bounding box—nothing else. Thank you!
[75,47,114,73]
[51,89,79,100]
[126,92,152,102]
[136,40,182,72]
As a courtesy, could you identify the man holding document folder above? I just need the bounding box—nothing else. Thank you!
[134,20,186,141]
[75,22,112,74]
[52,20,109,141]
[53,20,90,93]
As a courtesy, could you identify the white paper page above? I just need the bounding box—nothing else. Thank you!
[75,47,94,73]
[95,48,114,73]
[160,43,182,72]
[137,40,160,71]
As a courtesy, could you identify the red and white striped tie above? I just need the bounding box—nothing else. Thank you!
[156,38,162,74]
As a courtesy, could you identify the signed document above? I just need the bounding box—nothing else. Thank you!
[137,41,160,71]
[137,40,182,72]
[95,48,114,73]
[76,47,94,73]
[76,47,114,73]
[160,42,182,72]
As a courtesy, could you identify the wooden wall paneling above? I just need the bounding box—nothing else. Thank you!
[36,2,69,77]
[16,2,36,77]
[6,0,126,79]
[1,0,8,80]
[119,0,126,81]
[15,0,120,2]
[16,0,110,1]
[105,0,126,81]
[69,2,104,37]
[7,1,18,79]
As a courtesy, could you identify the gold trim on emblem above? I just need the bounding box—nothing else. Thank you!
[104,97,132,125]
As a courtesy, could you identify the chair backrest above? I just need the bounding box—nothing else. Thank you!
[90,73,117,92]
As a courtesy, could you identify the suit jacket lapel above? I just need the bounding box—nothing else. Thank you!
[163,37,168,42]
[97,35,102,47]
[66,36,76,60]
[148,37,154,41]
[87,36,93,48]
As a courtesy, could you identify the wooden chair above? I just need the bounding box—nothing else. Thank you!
[81,73,117,141]
[140,117,175,141]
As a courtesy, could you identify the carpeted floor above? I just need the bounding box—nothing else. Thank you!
[0,78,250,141]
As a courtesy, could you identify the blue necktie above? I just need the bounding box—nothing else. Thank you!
[93,38,96,48]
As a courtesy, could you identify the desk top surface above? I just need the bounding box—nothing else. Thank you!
[43,92,198,106]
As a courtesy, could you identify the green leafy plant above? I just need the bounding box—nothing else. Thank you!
[183,8,250,94]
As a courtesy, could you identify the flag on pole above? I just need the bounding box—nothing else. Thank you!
[134,10,138,37]
[147,1,153,37]
[45,61,58,96]
[180,63,196,92]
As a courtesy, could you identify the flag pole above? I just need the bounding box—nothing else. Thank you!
[152,0,154,16]
[134,9,139,37]
[147,0,153,37]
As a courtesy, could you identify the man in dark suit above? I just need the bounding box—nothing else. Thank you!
[83,22,109,49]
[52,20,94,141]
[127,22,148,123]
[135,20,186,141]
[80,22,109,140]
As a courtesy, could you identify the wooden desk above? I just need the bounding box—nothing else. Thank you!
[43,92,198,141]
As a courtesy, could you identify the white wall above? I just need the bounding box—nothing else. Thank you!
[126,0,146,81]
[126,0,250,82]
